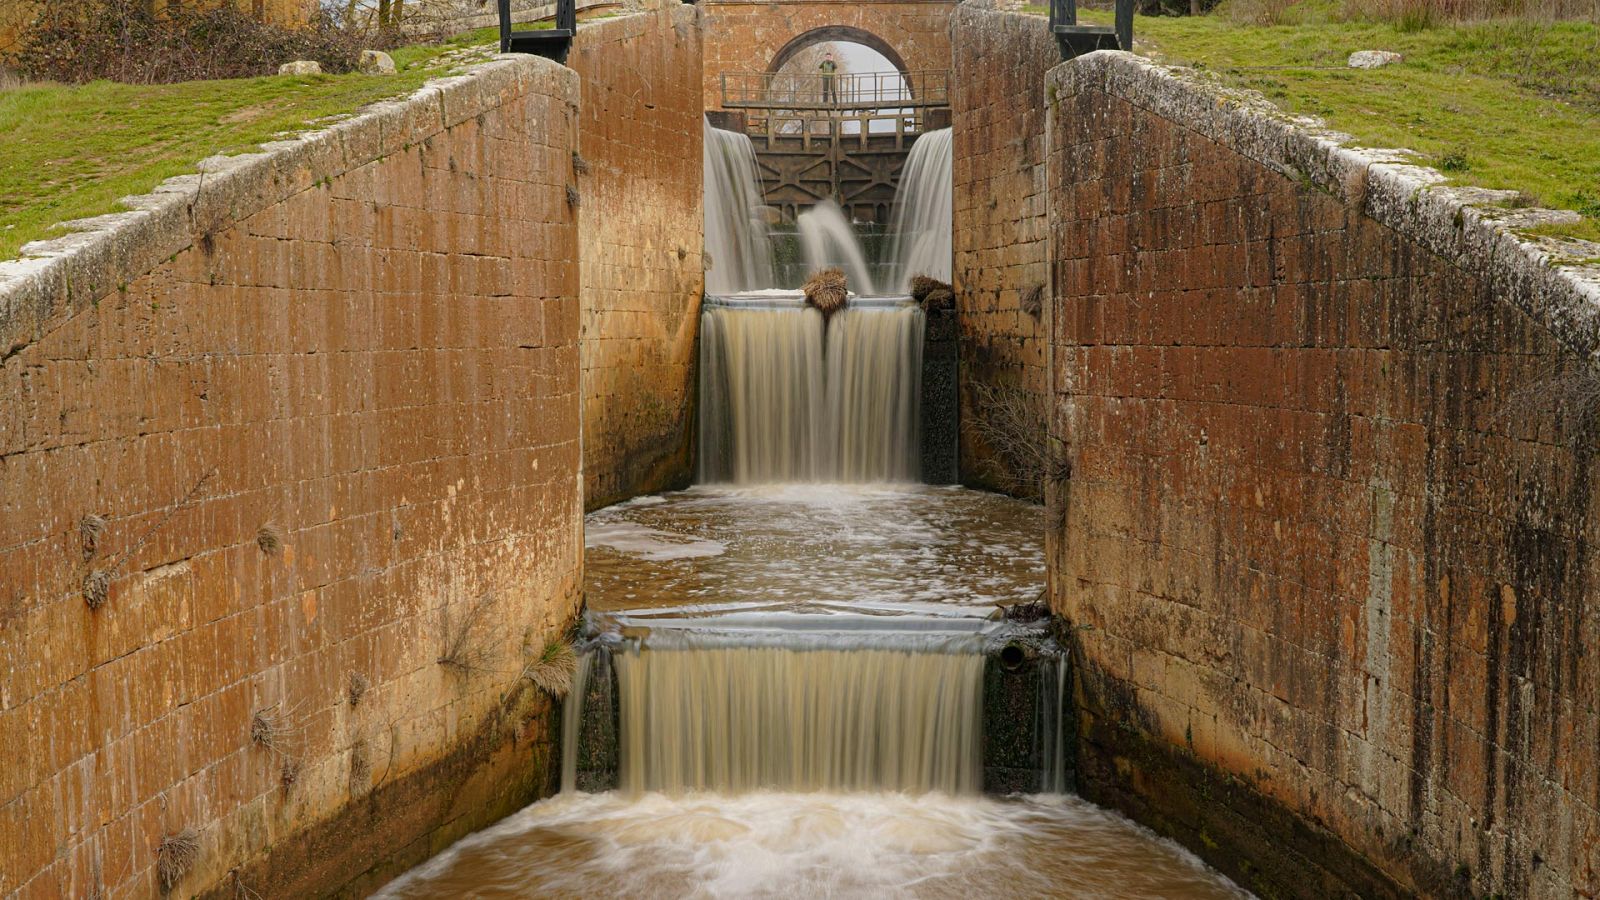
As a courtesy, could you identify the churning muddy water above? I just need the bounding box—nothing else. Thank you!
[376,486,1249,899]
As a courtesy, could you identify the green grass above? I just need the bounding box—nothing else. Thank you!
[1025,6,1600,240]
[0,26,512,263]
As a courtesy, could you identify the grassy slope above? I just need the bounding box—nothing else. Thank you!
[1026,7,1600,239]
[0,28,517,262]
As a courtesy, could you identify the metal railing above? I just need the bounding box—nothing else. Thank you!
[746,110,932,148]
[721,70,950,111]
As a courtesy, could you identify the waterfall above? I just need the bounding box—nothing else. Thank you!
[886,127,953,293]
[614,630,984,795]
[797,200,879,296]
[698,303,923,483]
[703,119,776,294]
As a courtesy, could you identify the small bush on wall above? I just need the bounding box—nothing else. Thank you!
[13,0,397,84]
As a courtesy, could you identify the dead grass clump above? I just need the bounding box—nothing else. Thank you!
[804,267,849,323]
[438,591,498,676]
[910,274,955,312]
[250,703,302,754]
[523,639,578,697]
[83,569,112,610]
[571,151,589,175]
[157,827,200,893]
[255,522,283,556]
[969,382,1049,502]
[566,184,581,208]
[80,514,107,559]
[348,671,371,707]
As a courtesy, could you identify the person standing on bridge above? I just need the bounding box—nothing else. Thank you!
[819,51,838,105]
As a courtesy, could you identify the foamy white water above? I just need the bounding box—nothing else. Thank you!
[887,127,952,292]
[798,199,879,295]
[698,304,923,484]
[704,120,776,293]
[585,485,1044,611]
[375,791,1250,899]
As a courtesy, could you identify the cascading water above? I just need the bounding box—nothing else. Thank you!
[703,119,776,294]
[697,302,923,483]
[379,113,1247,900]
[613,629,983,795]
[798,200,879,295]
[886,127,953,292]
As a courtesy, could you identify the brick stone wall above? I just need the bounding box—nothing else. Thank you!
[0,57,584,898]
[950,1,1056,498]
[1046,53,1600,899]
[700,0,954,111]
[571,1,704,510]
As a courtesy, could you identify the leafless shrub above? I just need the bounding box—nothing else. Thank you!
[157,828,200,893]
[349,738,372,795]
[523,639,578,697]
[256,522,284,557]
[13,0,388,85]
[1021,283,1046,319]
[571,151,589,175]
[438,590,498,676]
[230,868,263,900]
[1496,368,1600,450]
[566,184,581,208]
[969,382,1049,502]
[804,267,849,323]
[80,514,107,559]
[348,671,371,707]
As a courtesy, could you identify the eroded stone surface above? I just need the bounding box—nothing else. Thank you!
[1043,47,1600,900]
[0,55,585,899]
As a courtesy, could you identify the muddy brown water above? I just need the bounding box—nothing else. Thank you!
[375,486,1250,899]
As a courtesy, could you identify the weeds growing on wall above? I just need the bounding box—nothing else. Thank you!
[968,382,1050,502]
[523,639,578,697]
[157,828,201,892]
[12,0,399,84]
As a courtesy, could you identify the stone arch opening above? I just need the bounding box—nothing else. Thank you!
[766,26,910,82]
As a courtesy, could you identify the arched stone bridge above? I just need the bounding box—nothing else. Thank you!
[700,0,956,220]
[700,0,956,113]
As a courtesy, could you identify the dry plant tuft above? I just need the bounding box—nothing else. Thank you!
[571,151,589,175]
[348,671,371,707]
[804,267,849,323]
[438,590,498,676]
[250,703,302,754]
[566,184,581,208]
[523,639,578,697]
[157,827,200,893]
[82,468,216,611]
[910,274,955,312]
[80,514,107,559]
[255,522,284,556]
[969,382,1049,502]
[83,569,112,610]
[1021,283,1045,319]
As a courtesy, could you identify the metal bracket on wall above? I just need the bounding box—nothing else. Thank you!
[498,0,576,64]
[1049,0,1133,59]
